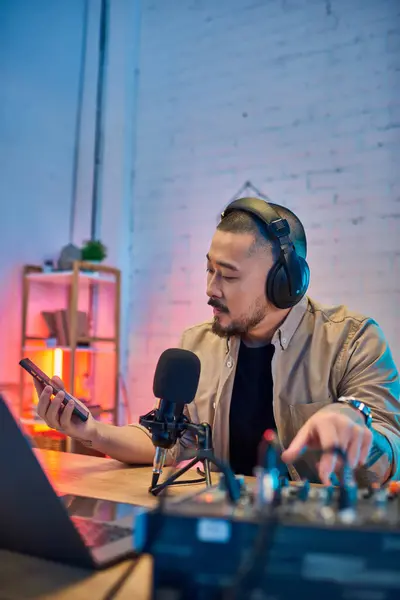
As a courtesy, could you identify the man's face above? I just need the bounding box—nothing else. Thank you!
[206,230,274,338]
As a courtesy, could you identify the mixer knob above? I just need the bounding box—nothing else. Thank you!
[368,483,389,521]
[254,467,280,507]
[317,485,336,523]
[374,487,387,507]
[297,480,310,502]
[319,485,335,506]
[218,473,245,493]
[388,480,400,498]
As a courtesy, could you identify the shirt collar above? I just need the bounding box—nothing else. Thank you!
[271,295,309,350]
[226,295,309,354]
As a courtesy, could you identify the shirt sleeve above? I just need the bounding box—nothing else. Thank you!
[336,318,400,480]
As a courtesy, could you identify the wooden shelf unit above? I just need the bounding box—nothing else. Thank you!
[19,261,121,443]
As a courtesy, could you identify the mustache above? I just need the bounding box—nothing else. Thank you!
[208,298,229,313]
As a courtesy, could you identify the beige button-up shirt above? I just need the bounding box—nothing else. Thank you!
[136,296,400,482]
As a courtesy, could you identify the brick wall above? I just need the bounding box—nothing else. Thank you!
[127,0,400,417]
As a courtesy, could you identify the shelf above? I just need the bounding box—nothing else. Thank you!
[20,411,113,427]
[20,416,48,427]
[25,336,116,344]
[23,345,115,354]
[20,260,121,434]
[25,269,115,284]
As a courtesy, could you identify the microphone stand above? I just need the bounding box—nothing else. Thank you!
[150,422,214,496]
[139,410,216,496]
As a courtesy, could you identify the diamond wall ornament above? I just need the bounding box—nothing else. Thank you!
[217,181,273,223]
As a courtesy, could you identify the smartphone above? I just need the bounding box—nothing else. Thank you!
[19,357,89,422]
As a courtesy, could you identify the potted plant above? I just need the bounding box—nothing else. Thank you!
[81,240,107,263]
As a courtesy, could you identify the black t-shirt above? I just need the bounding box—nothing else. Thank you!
[229,341,275,476]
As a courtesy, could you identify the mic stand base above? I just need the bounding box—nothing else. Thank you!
[149,423,214,496]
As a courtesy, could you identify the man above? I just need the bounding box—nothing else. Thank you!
[35,197,400,485]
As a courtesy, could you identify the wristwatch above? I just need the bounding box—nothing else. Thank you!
[338,397,372,429]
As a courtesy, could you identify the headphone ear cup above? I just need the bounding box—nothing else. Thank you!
[266,259,289,309]
[266,256,310,309]
[297,256,310,297]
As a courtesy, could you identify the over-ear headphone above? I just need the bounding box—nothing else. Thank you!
[220,197,310,309]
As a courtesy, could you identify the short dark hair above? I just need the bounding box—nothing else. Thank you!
[217,200,307,259]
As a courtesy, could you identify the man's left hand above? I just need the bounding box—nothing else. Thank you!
[281,408,373,485]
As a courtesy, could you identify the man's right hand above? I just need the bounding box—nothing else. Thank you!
[34,376,98,444]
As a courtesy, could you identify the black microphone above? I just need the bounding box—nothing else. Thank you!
[140,348,201,489]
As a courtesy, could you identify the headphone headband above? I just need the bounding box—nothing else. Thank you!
[219,197,310,309]
[222,197,285,233]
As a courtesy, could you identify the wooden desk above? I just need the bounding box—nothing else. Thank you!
[0,449,204,600]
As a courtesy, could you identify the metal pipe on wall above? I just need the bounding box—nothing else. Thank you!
[90,0,109,241]
[69,0,89,244]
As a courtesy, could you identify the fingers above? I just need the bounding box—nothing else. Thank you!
[359,427,373,466]
[346,424,364,469]
[33,379,45,398]
[331,420,372,471]
[36,385,53,420]
[51,376,65,389]
[35,376,90,437]
[281,411,373,485]
[37,386,65,430]
[59,400,75,430]
[34,376,64,401]
[317,424,340,485]
[281,422,310,463]
[43,390,66,429]
[36,376,67,430]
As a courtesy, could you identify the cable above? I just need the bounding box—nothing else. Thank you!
[161,453,208,488]
[145,447,242,599]
[161,476,207,487]
[160,447,240,503]
[223,506,278,600]
[101,556,140,600]
[151,457,207,490]
[224,445,353,600]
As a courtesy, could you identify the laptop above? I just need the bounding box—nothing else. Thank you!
[0,395,145,569]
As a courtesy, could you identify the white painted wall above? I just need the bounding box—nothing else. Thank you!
[0,0,89,394]
[1,0,399,423]
[127,0,400,417]
[0,0,139,415]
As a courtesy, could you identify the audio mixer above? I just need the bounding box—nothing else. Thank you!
[135,474,400,600]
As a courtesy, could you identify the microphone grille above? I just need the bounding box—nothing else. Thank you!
[153,348,201,405]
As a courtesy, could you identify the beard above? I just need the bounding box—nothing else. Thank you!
[211,295,268,338]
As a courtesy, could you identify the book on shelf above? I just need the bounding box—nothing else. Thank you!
[41,310,90,347]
